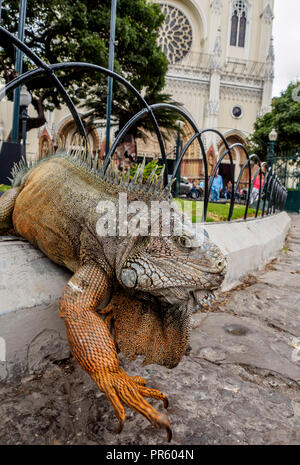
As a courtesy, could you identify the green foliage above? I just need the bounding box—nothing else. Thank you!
[0,184,12,192]
[0,0,180,135]
[205,203,260,222]
[130,160,162,181]
[175,199,259,223]
[248,81,300,160]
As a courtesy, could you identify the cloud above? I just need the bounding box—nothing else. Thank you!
[273,0,300,97]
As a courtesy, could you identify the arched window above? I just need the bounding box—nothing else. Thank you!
[230,1,248,48]
[230,10,238,46]
[238,12,247,47]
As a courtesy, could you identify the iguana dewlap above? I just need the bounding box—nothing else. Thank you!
[0,153,226,441]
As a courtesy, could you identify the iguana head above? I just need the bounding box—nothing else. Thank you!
[113,200,226,308]
[95,161,226,309]
[115,221,226,307]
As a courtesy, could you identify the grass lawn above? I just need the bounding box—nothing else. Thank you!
[0,184,11,192]
[174,199,260,222]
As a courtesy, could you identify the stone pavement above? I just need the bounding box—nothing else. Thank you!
[0,215,299,445]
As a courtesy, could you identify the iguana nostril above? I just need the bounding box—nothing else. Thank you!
[217,259,226,272]
[121,268,137,288]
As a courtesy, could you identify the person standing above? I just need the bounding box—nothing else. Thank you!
[250,174,264,205]
[210,171,223,202]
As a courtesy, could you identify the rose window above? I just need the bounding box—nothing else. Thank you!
[158,4,193,64]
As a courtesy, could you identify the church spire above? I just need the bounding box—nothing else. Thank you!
[265,36,275,80]
[211,27,222,71]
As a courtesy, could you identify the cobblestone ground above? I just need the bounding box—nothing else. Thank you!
[0,215,299,445]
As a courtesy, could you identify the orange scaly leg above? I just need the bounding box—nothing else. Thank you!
[59,263,172,441]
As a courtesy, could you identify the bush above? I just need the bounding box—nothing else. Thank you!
[0,185,11,192]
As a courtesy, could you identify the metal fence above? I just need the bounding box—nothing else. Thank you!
[271,149,300,190]
[0,26,287,222]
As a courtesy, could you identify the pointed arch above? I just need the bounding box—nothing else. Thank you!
[238,11,247,47]
[229,0,249,48]
[230,10,238,46]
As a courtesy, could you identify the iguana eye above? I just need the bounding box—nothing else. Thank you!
[177,236,190,248]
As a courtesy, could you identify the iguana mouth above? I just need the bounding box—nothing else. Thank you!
[190,289,216,309]
[147,285,216,310]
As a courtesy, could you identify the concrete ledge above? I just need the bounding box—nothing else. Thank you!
[0,238,71,381]
[0,212,291,381]
[200,211,291,291]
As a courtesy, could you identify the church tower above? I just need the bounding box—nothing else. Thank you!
[146,0,275,183]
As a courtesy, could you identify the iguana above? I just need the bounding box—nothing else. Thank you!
[0,151,226,441]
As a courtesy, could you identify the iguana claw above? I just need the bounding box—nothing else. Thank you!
[91,368,171,441]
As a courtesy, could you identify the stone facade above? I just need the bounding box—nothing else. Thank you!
[138,0,275,183]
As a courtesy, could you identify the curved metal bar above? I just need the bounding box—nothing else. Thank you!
[0,27,167,181]
[252,167,263,218]
[262,167,272,217]
[247,155,264,219]
[169,129,209,221]
[272,177,280,214]
[195,129,236,221]
[259,162,268,217]
[104,107,149,171]
[273,177,281,213]
[154,110,236,221]
[104,102,208,205]
[272,180,278,214]
[148,103,211,221]
[172,132,199,177]
[267,173,276,215]
[234,154,252,217]
[0,26,87,139]
[232,146,258,220]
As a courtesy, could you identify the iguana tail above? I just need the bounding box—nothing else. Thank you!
[0,187,21,234]
[0,156,32,234]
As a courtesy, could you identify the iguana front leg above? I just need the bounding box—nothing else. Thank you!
[59,263,172,441]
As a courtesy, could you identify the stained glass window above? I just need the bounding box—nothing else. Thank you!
[230,10,238,46]
[158,4,193,64]
[238,12,247,47]
[230,1,248,48]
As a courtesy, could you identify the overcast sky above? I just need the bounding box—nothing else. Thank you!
[272,0,300,97]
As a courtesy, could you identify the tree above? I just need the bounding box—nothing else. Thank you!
[248,81,300,160]
[0,0,180,141]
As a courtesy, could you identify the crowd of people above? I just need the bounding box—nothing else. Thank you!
[187,170,265,205]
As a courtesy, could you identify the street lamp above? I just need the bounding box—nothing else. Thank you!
[268,127,278,169]
[174,120,184,198]
[19,85,32,159]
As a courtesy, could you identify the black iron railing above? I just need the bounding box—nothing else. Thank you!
[0,26,287,222]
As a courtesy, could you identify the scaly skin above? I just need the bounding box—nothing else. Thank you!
[0,187,20,234]
[101,283,192,369]
[59,263,171,440]
[0,154,226,441]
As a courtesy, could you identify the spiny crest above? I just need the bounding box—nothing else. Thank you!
[9,156,35,187]
[10,138,174,200]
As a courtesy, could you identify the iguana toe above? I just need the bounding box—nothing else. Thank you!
[128,375,147,386]
[92,369,171,441]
